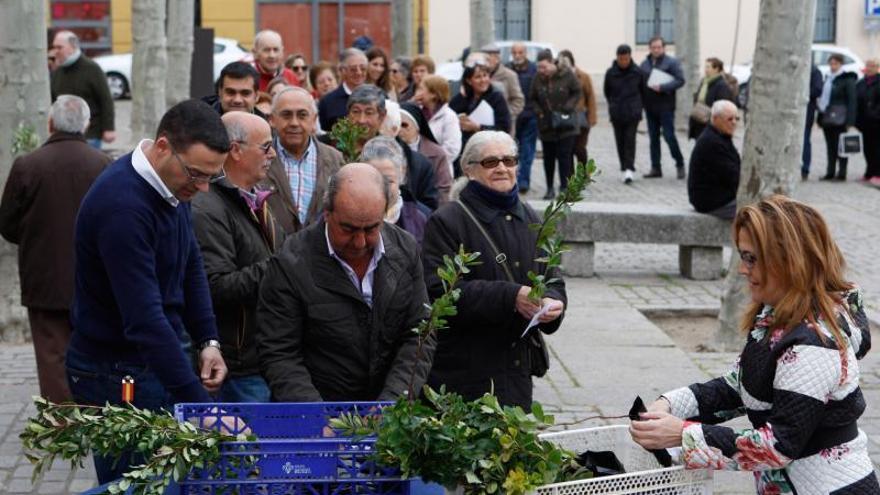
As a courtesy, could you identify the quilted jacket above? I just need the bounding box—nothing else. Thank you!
[664,287,879,494]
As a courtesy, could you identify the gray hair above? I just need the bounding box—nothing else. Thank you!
[223,117,249,143]
[324,164,393,213]
[394,56,412,77]
[711,99,738,119]
[254,29,282,49]
[271,86,318,115]
[460,130,518,175]
[50,95,90,134]
[360,136,406,183]
[340,47,367,65]
[347,84,386,113]
[56,30,80,49]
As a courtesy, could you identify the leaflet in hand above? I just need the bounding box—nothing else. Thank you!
[468,100,496,127]
[647,68,674,88]
[521,303,551,338]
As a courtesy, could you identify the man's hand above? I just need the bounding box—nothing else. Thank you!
[650,84,661,92]
[199,346,227,393]
[537,298,564,323]
[102,130,116,143]
[629,411,684,450]
[514,286,541,320]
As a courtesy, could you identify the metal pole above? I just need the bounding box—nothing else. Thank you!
[338,0,345,53]
[417,0,425,53]
[311,0,319,63]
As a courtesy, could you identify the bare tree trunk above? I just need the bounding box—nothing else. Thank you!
[0,0,51,341]
[391,0,413,58]
[716,0,816,348]
[165,0,194,106]
[470,0,495,52]
[674,0,699,132]
[131,0,168,140]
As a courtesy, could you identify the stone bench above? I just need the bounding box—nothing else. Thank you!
[528,201,732,280]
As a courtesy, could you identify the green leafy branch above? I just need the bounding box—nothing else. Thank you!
[527,160,596,303]
[406,245,481,399]
[20,398,253,495]
[329,116,369,162]
[12,123,40,157]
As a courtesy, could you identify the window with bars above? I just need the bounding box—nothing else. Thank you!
[635,0,675,45]
[814,0,836,43]
[494,0,531,40]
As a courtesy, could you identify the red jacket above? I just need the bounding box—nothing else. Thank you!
[254,64,300,92]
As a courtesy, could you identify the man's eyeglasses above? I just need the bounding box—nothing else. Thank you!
[470,155,518,169]
[738,250,757,270]
[172,150,226,184]
[236,140,274,155]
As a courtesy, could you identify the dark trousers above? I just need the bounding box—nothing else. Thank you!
[645,110,685,170]
[67,346,175,484]
[515,116,538,189]
[28,308,73,403]
[574,120,591,164]
[802,107,816,175]
[862,124,880,179]
[822,125,848,178]
[612,121,638,171]
[542,135,576,190]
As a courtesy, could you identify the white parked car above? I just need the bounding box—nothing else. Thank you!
[731,44,864,108]
[435,41,556,83]
[94,37,253,99]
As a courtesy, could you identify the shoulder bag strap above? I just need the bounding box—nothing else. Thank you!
[455,199,516,283]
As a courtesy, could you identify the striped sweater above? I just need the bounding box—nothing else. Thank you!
[664,287,879,494]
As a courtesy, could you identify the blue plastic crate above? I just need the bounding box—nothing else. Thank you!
[173,402,409,495]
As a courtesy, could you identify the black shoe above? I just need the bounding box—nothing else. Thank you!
[801,172,808,181]
[643,169,663,179]
[820,175,835,181]
[542,188,555,200]
[676,167,686,180]
[833,175,846,182]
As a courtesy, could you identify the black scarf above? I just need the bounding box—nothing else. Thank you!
[465,179,519,211]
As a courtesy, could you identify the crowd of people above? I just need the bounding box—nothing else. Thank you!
[2,28,878,494]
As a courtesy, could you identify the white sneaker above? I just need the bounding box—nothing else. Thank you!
[623,170,634,184]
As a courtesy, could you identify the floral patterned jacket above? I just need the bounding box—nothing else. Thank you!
[663,287,880,494]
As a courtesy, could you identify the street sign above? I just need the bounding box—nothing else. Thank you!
[867,0,880,18]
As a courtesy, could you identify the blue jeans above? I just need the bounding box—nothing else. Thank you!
[66,346,174,485]
[645,110,685,170]
[515,116,538,189]
[86,138,102,150]
[802,107,816,175]
[219,374,271,402]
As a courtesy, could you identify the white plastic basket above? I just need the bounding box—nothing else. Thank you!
[537,425,713,495]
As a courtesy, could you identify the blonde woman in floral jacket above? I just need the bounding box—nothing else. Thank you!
[630,195,879,494]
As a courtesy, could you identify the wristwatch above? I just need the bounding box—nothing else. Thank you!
[199,339,222,352]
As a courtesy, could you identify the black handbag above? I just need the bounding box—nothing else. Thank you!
[820,104,847,127]
[550,111,576,131]
[456,200,550,378]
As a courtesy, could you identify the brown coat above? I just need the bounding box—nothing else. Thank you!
[574,67,598,127]
[0,133,110,309]
[264,138,345,234]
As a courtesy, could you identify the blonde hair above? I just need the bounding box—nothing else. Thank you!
[420,75,450,105]
[734,195,851,350]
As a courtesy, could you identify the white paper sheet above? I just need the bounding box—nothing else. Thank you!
[521,303,551,338]
[468,99,496,127]
[647,68,675,88]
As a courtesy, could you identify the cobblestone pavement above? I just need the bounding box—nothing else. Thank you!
[0,103,876,493]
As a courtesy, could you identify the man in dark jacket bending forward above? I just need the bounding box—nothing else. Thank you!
[687,100,741,220]
[257,163,434,401]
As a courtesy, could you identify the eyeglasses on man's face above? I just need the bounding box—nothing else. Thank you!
[470,155,518,169]
[236,140,274,155]
[171,149,226,184]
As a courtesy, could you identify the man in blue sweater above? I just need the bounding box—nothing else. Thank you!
[67,99,231,484]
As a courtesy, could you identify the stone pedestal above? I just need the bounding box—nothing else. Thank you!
[679,245,723,280]
[561,241,595,277]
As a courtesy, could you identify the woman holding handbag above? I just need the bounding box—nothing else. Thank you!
[818,53,857,181]
[421,131,566,409]
[688,57,735,140]
[528,49,582,199]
